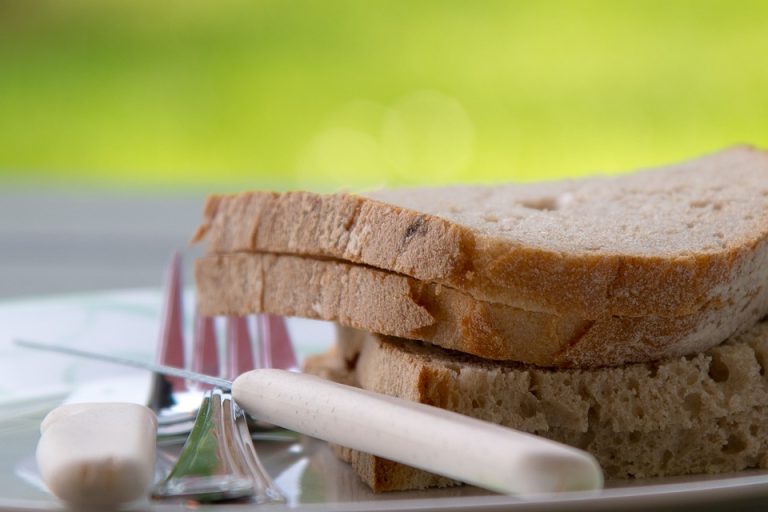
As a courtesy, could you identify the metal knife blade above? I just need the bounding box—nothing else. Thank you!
[14,339,232,390]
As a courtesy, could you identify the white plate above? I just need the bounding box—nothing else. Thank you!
[1,290,767,511]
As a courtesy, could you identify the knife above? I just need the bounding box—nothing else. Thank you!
[15,338,603,495]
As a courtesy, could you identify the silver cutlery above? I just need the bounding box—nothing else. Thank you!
[153,388,284,503]
[16,337,604,496]
[145,252,294,503]
[150,252,298,438]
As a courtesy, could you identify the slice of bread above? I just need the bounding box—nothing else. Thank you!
[194,146,768,319]
[327,408,768,492]
[195,251,768,367]
[301,321,768,491]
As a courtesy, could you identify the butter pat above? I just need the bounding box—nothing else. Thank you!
[37,403,157,506]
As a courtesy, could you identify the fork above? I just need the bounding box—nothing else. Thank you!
[150,252,298,438]
[149,252,293,503]
[153,389,284,503]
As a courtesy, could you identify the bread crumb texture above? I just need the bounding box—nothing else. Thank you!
[306,322,768,490]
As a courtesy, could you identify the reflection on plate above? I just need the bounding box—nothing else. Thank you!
[1,290,768,511]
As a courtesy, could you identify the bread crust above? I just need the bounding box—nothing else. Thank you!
[331,444,457,492]
[195,251,768,367]
[193,146,768,319]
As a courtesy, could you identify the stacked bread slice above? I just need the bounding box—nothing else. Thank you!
[304,323,768,490]
[194,145,768,490]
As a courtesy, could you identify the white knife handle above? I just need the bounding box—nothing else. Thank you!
[232,369,603,494]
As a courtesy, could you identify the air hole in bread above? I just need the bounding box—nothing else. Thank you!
[683,393,702,415]
[628,431,642,444]
[527,374,542,400]
[723,434,747,454]
[633,405,645,419]
[403,217,427,241]
[572,429,596,450]
[661,449,673,469]
[627,377,640,395]
[750,424,759,436]
[690,199,710,208]
[519,196,560,211]
[754,350,767,377]
[519,397,538,419]
[587,404,600,427]
[709,354,730,383]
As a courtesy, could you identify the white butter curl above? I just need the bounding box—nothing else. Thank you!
[37,403,157,506]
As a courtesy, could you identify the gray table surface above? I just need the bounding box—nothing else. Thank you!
[0,187,207,299]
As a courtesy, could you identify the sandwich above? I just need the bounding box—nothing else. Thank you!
[193,145,768,490]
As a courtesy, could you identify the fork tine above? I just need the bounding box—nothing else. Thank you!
[257,314,298,371]
[191,310,218,388]
[225,317,255,380]
[153,389,285,503]
[156,251,186,392]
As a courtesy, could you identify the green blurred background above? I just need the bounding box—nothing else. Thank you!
[1,0,767,191]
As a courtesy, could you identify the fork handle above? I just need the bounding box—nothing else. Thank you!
[232,369,603,495]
